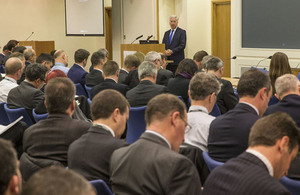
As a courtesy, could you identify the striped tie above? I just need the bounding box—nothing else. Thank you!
[169,29,174,46]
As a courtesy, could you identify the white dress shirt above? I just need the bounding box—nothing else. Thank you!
[0,77,18,103]
[184,105,215,152]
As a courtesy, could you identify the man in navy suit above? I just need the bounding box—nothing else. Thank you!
[264,74,300,180]
[203,112,300,194]
[67,49,90,86]
[85,51,106,87]
[162,15,186,74]
[208,69,272,162]
[91,61,129,99]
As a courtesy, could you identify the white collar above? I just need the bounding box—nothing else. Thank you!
[121,68,129,74]
[188,105,209,114]
[240,102,259,115]
[145,130,171,149]
[4,76,17,83]
[94,68,103,73]
[106,78,117,83]
[246,149,274,176]
[94,122,115,137]
[75,63,85,70]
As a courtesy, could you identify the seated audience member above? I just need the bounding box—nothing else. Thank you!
[203,56,237,114]
[3,40,19,65]
[123,51,145,89]
[36,53,54,72]
[126,61,168,107]
[51,50,69,75]
[89,48,109,72]
[110,94,201,194]
[91,61,129,99]
[21,167,95,195]
[193,50,208,72]
[0,57,24,103]
[20,77,91,182]
[118,54,140,84]
[203,112,300,194]
[185,72,221,152]
[0,45,8,66]
[67,49,90,85]
[0,139,22,195]
[12,46,26,54]
[264,74,300,180]
[34,70,91,122]
[160,53,168,69]
[7,63,47,119]
[9,52,26,84]
[69,90,129,186]
[24,48,36,67]
[85,50,107,87]
[208,69,272,162]
[145,51,173,86]
[167,58,198,107]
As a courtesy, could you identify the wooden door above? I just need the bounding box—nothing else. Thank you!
[105,7,112,60]
[212,0,231,77]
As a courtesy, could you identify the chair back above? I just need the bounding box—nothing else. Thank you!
[89,179,113,195]
[4,104,34,126]
[233,88,239,101]
[32,109,48,123]
[250,66,269,74]
[209,104,221,117]
[85,85,92,98]
[280,176,300,195]
[202,151,224,172]
[126,106,147,144]
[0,102,10,125]
[75,83,88,97]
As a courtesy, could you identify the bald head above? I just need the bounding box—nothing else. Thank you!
[5,57,23,76]
[54,50,68,66]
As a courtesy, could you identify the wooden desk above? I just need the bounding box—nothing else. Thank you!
[222,77,239,87]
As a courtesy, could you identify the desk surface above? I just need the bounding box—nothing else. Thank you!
[222,77,239,87]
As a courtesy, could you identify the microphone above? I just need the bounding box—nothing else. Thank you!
[255,56,272,68]
[223,56,237,61]
[25,32,34,41]
[146,35,153,42]
[131,35,143,44]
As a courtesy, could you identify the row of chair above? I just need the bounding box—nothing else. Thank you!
[202,151,300,195]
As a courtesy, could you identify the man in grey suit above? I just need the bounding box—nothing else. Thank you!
[144,51,173,86]
[203,112,300,194]
[68,89,129,187]
[126,61,169,107]
[110,94,202,195]
[20,77,91,182]
[7,63,48,119]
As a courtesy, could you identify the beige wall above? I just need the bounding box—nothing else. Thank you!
[0,0,108,71]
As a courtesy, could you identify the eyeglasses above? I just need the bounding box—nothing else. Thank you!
[180,116,192,133]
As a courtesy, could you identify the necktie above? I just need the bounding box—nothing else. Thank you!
[169,29,174,46]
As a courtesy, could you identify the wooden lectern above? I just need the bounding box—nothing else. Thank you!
[19,41,55,56]
[120,43,165,67]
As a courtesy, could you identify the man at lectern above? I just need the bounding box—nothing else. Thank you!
[162,15,186,74]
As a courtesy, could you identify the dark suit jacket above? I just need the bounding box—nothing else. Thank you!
[208,103,260,162]
[118,69,129,84]
[110,132,202,195]
[264,94,300,180]
[91,78,129,99]
[7,81,44,119]
[167,75,190,107]
[122,69,139,89]
[126,80,169,107]
[67,63,88,85]
[68,125,128,186]
[203,152,289,195]
[217,78,238,114]
[0,53,5,66]
[162,27,186,66]
[85,69,104,87]
[157,68,174,86]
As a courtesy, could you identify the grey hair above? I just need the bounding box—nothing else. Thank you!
[170,15,178,21]
[203,56,224,71]
[24,48,35,60]
[189,72,221,100]
[98,48,109,58]
[145,51,161,63]
[275,74,300,98]
[138,61,157,80]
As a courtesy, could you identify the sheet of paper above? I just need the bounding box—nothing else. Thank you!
[0,116,23,135]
